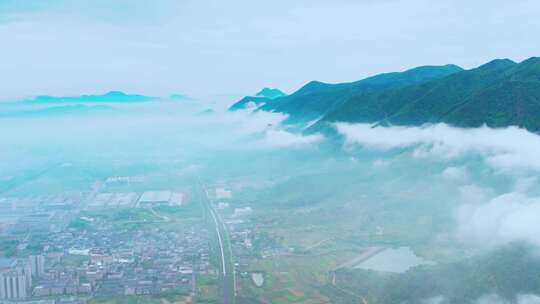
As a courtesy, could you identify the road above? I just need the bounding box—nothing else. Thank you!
[335,246,386,270]
[149,207,170,222]
[197,180,235,304]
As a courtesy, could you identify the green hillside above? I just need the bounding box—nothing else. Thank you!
[332,244,540,304]
[321,59,516,123]
[260,64,463,122]
[229,57,540,133]
[319,57,540,133]
[443,57,540,131]
[388,59,517,125]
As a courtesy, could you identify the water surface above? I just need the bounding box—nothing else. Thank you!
[355,247,433,273]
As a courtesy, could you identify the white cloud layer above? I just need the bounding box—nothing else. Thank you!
[335,123,540,172]
[334,123,540,250]
[263,129,323,148]
[442,166,468,181]
[456,192,540,249]
[223,109,323,147]
[0,101,323,174]
[475,294,540,304]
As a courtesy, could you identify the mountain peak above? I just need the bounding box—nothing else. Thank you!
[477,58,517,71]
[255,88,286,99]
[515,56,540,68]
[358,64,464,87]
[506,57,540,82]
[294,81,333,95]
[104,90,127,96]
[405,64,463,73]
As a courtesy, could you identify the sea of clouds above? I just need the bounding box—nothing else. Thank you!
[2,100,540,254]
[334,122,540,252]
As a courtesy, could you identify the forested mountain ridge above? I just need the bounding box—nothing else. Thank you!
[231,57,540,133]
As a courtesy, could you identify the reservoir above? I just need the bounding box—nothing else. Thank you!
[354,247,433,273]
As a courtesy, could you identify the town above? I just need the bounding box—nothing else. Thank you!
[0,177,287,304]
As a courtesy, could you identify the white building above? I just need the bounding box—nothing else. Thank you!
[138,191,172,206]
[232,207,253,218]
[215,188,232,199]
[0,267,31,300]
[138,191,183,207]
[29,255,45,278]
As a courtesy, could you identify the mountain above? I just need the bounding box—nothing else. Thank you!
[443,57,540,131]
[228,57,540,133]
[386,59,518,125]
[23,91,158,104]
[228,88,287,111]
[0,104,113,118]
[321,59,516,124]
[255,88,286,99]
[319,57,540,132]
[258,64,463,122]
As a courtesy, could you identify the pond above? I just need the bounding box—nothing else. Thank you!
[251,272,264,287]
[354,247,434,273]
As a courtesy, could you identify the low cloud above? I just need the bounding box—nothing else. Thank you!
[223,109,324,147]
[475,294,540,304]
[262,129,323,148]
[456,192,540,249]
[442,166,468,181]
[210,107,288,137]
[421,296,445,304]
[335,123,540,173]
[0,100,323,180]
[333,123,540,251]
[372,159,392,169]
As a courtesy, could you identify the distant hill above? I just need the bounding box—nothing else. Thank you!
[258,64,463,122]
[228,88,287,111]
[0,104,113,118]
[24,91,158,103]
[169,94,192,101]
[197,108,215,116]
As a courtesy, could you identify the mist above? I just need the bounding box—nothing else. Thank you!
[2,99,540,303]
[3,101,540,251]
[335,122,540,251]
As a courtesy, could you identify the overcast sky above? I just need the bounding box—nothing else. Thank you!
[1,0,540,104]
